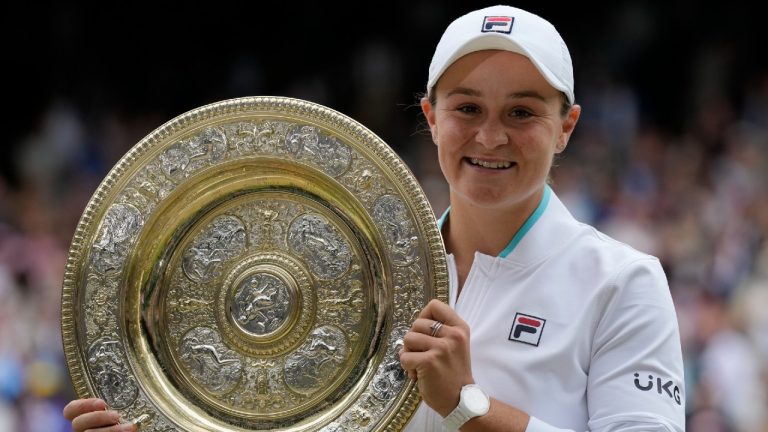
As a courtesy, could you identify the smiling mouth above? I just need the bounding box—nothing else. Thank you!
[467,157,514,169]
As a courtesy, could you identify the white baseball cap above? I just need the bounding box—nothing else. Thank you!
[427,5,575,104]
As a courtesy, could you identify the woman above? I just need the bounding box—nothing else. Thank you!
[64,5,685,432]
[398,5,684,432]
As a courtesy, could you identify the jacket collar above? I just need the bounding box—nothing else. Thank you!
[438,185,580,266]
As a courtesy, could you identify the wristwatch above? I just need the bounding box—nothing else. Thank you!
[442,384,491,431]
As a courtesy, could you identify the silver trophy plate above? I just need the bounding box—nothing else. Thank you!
[61,97,448,431]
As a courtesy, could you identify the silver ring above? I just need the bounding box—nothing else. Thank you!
[429,320,444,337]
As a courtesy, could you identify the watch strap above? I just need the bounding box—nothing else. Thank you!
[442,406,473,431]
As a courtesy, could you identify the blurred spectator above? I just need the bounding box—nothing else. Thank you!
[692,292,768,431]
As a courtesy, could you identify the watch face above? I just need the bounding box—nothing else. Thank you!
[463,386,490,413]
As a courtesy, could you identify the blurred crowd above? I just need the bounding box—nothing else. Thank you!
[2,2,767,431]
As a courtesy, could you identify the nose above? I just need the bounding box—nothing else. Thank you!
[475,117,508,149]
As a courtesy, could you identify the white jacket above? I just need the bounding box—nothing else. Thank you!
[405,186,685,431]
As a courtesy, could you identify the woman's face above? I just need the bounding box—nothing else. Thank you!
[423,50,580,212]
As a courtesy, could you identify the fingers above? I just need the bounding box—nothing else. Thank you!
[402,327,438,352]
[63,398,107,421]
[70,409,124,432]
[64,398,136,432]
[78,423,136,432]
[399,300,476,415]
[402,320,468,351]
[400,320,444,380]
[428,320,444,337]
[408,318,450,340]
[418,299,466,329]
[400,306,471,373]
[400,318,469,368]
[399,318,448,358]
[398,351,424,380]
[415,318,442,336]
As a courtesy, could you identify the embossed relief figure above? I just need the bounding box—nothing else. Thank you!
[182,215,247,283]
[284,326,349,395]
[233,273,290,334]
[87,337,139,410]
[373,195,418,266]
[91,204,143,274]
[284,126,351,176]
[254,207,285,247]
[179,327,242,394]
[288,214,351,280]
[285,125,318,156]
[372,330,409,401]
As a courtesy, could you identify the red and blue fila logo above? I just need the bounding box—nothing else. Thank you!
[509,313,545,346]
[482,16,514,34]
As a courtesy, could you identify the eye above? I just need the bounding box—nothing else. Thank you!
[456,104,480,114]
[509,108,533,119]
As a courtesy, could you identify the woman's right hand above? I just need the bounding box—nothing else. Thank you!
[63,398,136,432]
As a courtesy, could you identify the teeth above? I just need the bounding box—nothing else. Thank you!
[469,158,512,169]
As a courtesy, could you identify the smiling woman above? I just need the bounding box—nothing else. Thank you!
[398,5,685,432]
[425,50,578,221]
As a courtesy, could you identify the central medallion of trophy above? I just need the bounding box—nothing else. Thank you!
[217,252,312,356]
[230,270,295,338]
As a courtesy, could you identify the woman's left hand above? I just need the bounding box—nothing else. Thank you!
[399,299,474,416]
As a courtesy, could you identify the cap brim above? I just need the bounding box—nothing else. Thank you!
[428,34,573,104]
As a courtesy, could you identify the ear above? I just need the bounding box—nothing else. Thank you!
[556,104,581,153]
[421,97,438,145]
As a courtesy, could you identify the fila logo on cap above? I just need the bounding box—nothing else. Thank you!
[509,313,545,346]
[482,16,514,34]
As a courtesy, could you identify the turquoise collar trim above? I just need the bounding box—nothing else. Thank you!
[437,185,552,258]
[437,207,450,230]
[498,185,551,258]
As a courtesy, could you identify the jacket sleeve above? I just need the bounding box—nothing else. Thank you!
[527,257,686,432]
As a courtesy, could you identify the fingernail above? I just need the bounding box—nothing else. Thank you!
[119,424,136,431]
